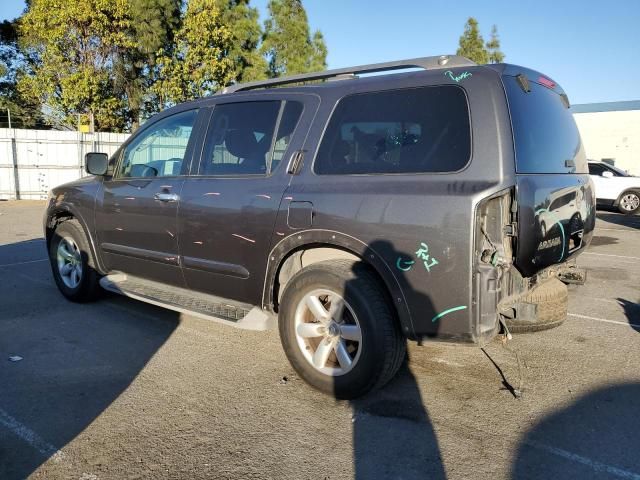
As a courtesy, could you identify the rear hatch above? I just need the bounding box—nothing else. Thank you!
[502,70,596,277]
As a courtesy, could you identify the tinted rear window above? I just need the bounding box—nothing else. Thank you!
[314,86,471,175]
[505,76,586,174]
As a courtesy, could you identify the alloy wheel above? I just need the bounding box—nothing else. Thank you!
[56,236,83,289]
[294,289,362,376]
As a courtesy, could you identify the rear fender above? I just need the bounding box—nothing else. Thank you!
[262,229,415,339]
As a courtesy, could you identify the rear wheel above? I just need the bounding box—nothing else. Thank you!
[279,259,406,399]
[618,190,640,215]
[49,219,101,302]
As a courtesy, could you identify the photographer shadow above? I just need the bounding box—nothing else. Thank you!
[345,239,446,479]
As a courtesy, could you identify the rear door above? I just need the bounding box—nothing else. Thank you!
[504,74,596,277]
[178,94,318,304]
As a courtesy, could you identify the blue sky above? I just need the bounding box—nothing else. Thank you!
[2,0,639,104]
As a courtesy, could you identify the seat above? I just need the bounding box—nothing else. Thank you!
[225,129,267,174]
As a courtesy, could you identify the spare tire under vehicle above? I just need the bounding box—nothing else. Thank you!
[504,277,568,333]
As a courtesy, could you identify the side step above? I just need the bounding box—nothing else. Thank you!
[99,273,275,331]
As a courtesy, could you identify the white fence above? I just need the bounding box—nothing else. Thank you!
[0,128,130,200]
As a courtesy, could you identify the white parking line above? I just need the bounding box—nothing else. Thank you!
[0,258,48,268]
[0,407,66,463]
[15,272,51,287]
[596,227,640,233]
[524,440,640,480]
[568,313,640,329]
[583,252,640,260]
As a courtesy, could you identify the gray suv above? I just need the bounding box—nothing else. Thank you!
[44,55,595,398]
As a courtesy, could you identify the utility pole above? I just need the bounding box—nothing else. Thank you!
[7,108,11,129]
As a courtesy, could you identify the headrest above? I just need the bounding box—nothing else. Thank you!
[225,129,259,159]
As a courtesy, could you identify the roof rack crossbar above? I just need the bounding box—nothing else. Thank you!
[217,54,475,95]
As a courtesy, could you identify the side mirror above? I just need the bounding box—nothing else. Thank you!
[602,171,614,179]
[85,152,109,176]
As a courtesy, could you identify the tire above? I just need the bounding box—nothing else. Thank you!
[49,219,102,302]
[617,190,640,215]
[278,259,406,399]
[505,278,568,333]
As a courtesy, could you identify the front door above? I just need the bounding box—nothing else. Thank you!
[95,109,201,286]
[178,95,317,304]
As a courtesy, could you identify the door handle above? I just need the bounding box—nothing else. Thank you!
[154,192,179,202]
[287,150,305,175]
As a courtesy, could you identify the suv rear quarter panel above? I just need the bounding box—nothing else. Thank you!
[267,68,516,342]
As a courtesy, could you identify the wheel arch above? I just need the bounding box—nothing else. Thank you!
[45,205,106,273]
[262,230,415,339]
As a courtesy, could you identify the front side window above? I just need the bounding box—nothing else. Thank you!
[119,110,197,178]
[198,100,302,176]
[314,86,471,175]
[588,163,605,176]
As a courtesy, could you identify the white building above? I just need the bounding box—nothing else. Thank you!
[572,100,640,175]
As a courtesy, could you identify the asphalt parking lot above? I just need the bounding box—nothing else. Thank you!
[1,200,639,480]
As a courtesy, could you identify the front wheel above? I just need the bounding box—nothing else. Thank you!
[49,219,102,302]
[278,260,406,399]
[618,191,640,215]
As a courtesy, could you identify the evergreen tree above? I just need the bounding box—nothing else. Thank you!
[0,19,45,128]
[153,0,234,106]
[261,0,327,77]
[116,0,182,127]
[216,0,267,82]
[456,17,489,65]
[18,0,134,131]
[486,25,505,64]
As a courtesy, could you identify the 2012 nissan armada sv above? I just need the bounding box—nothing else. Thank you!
[45,55,595,399]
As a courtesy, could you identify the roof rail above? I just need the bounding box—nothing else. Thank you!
[217,54,475,95]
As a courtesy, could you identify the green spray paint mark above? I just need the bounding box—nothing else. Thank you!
[431,305,467,323]
[396,257,415,272]
[535,208,566,261]
[444,70,472,83]
[415,242,439,272]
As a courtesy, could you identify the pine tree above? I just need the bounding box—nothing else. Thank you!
[261,0,327,77]
[456,17,489,65]
[486,25,505,64]
[0,19,45,128]
[216,0,267,82]
[118,0,182,127]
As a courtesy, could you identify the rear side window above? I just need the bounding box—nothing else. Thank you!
[272,101,304,171]
[199,100,303,176]
[314,86,471,175]
[200,101,280,175]
[505,76,586,174]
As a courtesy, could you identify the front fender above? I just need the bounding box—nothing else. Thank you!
[45,182,106,274]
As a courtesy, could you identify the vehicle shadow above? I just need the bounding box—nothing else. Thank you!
[343,240,446,479]
[0,239,179,480]
[596,211,640,229]
[511,383,640,479]
[617,298,640,333]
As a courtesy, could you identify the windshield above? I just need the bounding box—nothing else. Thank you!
[607,164,631,177]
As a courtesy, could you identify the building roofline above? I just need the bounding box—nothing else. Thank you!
[571,100,640,113]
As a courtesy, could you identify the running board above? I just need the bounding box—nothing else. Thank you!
[99,273,275,331]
